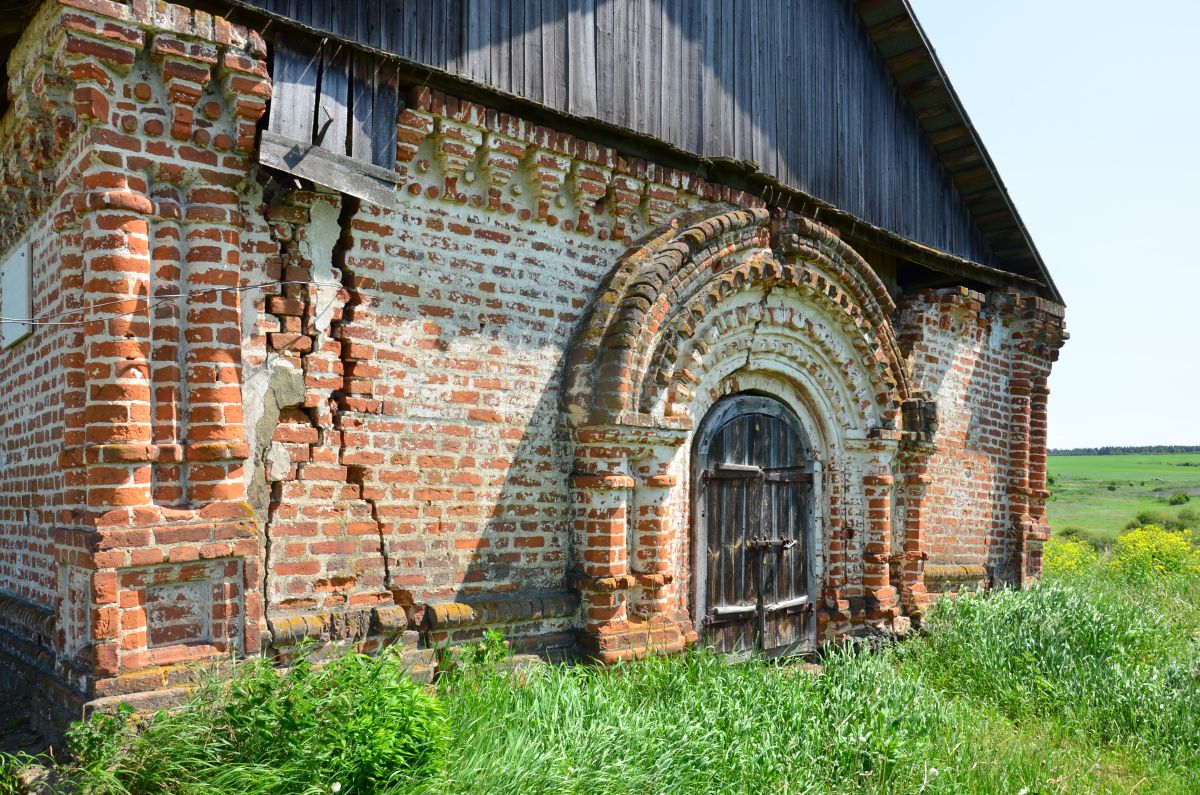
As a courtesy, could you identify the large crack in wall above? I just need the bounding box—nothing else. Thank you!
[329,196,394,598]
[244,187,406,650]
[245,190,345,642]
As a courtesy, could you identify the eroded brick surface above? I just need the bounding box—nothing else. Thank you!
[0,0,1064,722]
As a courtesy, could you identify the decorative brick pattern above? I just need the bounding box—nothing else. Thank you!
[896,288,1065,592]
[0,0,268,716]
[0,5,1066,724]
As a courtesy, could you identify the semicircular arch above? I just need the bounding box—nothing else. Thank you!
[563,208,909,433]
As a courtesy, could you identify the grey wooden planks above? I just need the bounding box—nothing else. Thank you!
[271,36,400,169]
[371,61,400,169]
[350,50,377,163]
[317,40,351,154]
[269,37,320,144]
[566,0,597,118]
[253,0,997,268]
[259,130,401,205]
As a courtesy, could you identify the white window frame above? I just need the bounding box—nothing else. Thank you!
[1,239,33,348]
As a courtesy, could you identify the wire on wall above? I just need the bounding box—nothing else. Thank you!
[0,281,346,327]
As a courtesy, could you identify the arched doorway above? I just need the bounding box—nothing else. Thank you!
[565,209,913,662]
[692,394,816,656]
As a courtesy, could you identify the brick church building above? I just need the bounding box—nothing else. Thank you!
[0,0,1065,732]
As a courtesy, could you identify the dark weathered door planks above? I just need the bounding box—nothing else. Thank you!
[693,395,815,656]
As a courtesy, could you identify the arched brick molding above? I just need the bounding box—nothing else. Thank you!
[565,209,910,426]
[564,208,921,660]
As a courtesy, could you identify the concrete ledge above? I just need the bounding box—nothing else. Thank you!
[923,563,988,582]
[423,592,579,630]
[268,604,409,645]
[87,685,193,718]
[0,592,54,645]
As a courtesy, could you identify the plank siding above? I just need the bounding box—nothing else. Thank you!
[317,41,350,154]
[248,0,997,267]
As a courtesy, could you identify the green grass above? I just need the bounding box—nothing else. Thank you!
[23,564,1196,795]
[899,574,1200,777]
[50,645,448,795]
[418,571,1200,795]
[418,605,1199,794]
[1049,453,1200,543]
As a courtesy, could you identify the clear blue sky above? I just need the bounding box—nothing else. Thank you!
[909,0,1200,449]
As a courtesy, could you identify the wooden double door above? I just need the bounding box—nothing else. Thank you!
[693,395,816,655]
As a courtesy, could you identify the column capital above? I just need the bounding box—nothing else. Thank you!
[73,189,154,216]
[573,420,691,448]
[638,474,677,489]
[570,473,636,491]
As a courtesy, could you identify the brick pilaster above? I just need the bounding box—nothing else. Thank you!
[8,0,272,698]
[571,471,634,656]
[862,473,898,623]
[894,461,932,615]
[630,473,675,620]
[182,180,249,504]
[570,425,690,662]
[77,186,156,515]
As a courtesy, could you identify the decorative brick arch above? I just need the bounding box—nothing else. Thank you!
[564,208,910,427]
[649,262,901,425]
[675,308,876,446]
[564,207,922,661]
[564,208,772,424]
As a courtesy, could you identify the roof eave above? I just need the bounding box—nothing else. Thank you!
[851,0,1063,305]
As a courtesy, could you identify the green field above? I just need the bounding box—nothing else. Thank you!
[1048,453,1200,543]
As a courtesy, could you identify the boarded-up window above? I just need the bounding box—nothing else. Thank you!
[258,35,404,205]
[0,239,32,347]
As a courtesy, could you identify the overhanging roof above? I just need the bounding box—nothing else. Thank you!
[1,0,1061,303]
[851,0,1061,302]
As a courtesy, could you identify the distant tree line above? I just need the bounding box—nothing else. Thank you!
[1049,445,1200,456]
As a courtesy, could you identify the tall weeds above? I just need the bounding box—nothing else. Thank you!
[35,558,1200,794]
[421,648,948,794]
[67,645,446,795]
[900,574,1200,781]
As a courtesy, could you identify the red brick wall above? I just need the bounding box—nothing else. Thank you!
[0,214,73,610]
[238,185,718,651]
[898,289,1012,568]
[0,0,1065,719]
[234,89,788,654]
[896,288,1064,592]
[0,0,269,718]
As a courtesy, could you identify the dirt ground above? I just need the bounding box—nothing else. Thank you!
[0,708,47,757]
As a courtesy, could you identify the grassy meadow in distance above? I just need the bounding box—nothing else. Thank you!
[1048,453,1200,542]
